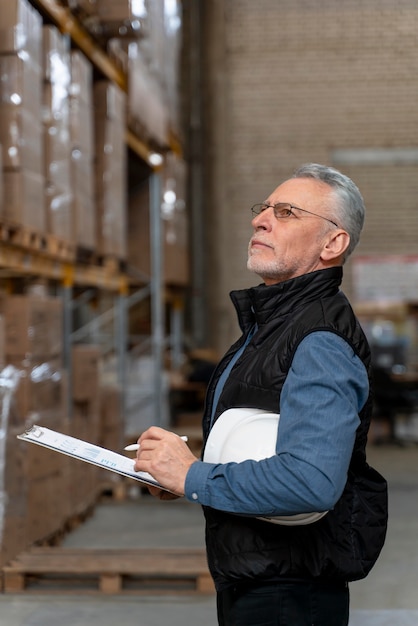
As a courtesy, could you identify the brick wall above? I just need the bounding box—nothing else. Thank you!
[197,0,418,352]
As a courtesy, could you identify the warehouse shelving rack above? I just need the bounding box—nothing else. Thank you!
[0,0,183,426]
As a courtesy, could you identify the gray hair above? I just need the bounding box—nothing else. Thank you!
[292,163,365,260]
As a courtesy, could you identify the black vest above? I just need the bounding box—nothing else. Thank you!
[202,268,388,591]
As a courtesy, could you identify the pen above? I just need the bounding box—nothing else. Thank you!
[124,435,189,451]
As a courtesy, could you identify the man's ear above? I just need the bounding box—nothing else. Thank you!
[321,230,350,262]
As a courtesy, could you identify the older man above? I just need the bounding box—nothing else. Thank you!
[135,163,388,626]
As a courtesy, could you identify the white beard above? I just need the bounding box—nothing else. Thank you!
[247,254,289,282]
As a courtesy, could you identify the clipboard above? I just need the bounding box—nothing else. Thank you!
[17,424,169,492]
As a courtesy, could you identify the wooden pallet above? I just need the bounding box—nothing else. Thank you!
[45,235,75,261]
[0,220,75,261]
[76,245,98,265]
[99,477,130,502]
[2,547,214,595]
[75,247,125,274]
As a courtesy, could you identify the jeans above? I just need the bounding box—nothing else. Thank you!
[217,580,350,626]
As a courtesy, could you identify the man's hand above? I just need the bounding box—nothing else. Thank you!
[134,426,198,496]
[146,485,181,501]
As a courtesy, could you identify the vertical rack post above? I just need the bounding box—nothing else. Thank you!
[61,263,74,420]
[170,295,184,371]
[115,277,128,422]
[149,171,165,425]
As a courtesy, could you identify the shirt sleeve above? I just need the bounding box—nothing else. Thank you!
[184,331,369,516]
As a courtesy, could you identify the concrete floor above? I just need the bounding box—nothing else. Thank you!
[0,443,417,625]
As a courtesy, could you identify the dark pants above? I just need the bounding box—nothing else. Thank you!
[217,580,349,626]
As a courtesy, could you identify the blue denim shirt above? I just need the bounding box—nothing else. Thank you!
[184,331,369,517]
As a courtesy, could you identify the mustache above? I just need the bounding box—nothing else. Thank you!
[249,236,273,248]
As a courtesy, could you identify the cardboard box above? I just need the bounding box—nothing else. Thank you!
[3,427,28,503]
[26,471,66,544]
[127,45,169,147]
[0,0,42,61]
[72,344,101,402]
[66,0,97,16]
[2,170,45,231]
[95,168,127,258]
[42,24,71,85]
[71,152,96,249]
[44,127,74,242]
[69,97,94,153]
[0,104,43,171]
[94,116,127,258]
[0,53,42,118]
[0,314,5,369]
[67,405,101,512]
[99,384,123,451]
[127,177,189,286]
[72,396,100,441]
[43,81,71,155]
[94,0,148,22]
[70,50,93,104]
[3,295,63,358]
[93,80,125,121]
[8,358,65,425]
[45,184,74,242]
[0,515,27,568]
[1,428,30,566]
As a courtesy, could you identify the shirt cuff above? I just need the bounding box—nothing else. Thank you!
[184,460,213,503]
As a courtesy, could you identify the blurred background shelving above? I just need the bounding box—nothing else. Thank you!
[0,0,197,571]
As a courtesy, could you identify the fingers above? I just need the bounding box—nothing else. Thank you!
[133,427,198,495]
[138,426,166,446]
[147,485,179,500]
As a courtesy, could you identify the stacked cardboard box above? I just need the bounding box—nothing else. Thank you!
[160,0,182,136]
[0,135,4,218]
[85,0,149,40]
[72,344,101,437]
[2,292,67,430]
[126,41,169,148]
[62,0,98,17]
[135,0,180,135]
[1,414,72,562]
[95,0,174,147]
[94,80,127,259]
[1,421,29,568]
[42,25,74,244]
[3,294,63,367]
[0,0,45,231]
[70,51,96,250]
[0,305,109,559]
[127,153,189,286]
[0,293,69,561]
[99,384,123,452]
[70,344,102,511]
[94,0,147,22]
[160,153,189,285]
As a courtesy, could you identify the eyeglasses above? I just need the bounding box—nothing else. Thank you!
[251,202,339,228]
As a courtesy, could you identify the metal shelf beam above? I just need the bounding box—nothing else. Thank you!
[0,243,127,291]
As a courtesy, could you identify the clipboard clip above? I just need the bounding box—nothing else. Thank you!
[23,424,44,439]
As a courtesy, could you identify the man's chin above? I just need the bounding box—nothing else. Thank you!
[247,262,267,282]
[247,262,260,276]
[247,259,267,275]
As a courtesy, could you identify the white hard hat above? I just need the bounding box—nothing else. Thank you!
[203,408,327,526]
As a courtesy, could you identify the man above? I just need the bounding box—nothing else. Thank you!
[134,163,388,626]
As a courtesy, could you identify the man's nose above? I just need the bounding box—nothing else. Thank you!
[252,206,274,229]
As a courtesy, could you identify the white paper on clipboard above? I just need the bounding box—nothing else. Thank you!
[17,424,169,491]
